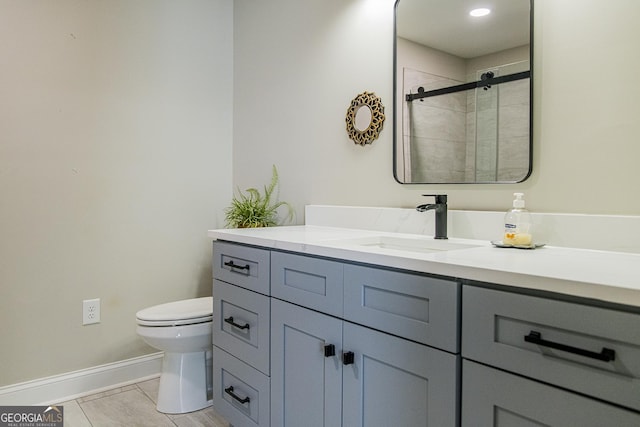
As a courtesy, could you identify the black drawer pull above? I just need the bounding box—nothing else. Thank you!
[224,260,250,274]
[224,316,250,330]
[343,351,355,365]
[224,386,250,404]
[324,344,336,357]
[524,331,616,362]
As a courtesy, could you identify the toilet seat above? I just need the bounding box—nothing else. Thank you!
[136,297,213,327]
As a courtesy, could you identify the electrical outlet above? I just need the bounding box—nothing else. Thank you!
[83,298,101,325]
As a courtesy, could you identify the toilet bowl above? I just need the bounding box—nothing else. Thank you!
[136,297,213,414]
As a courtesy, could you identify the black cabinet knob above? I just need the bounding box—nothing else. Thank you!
[343,351,355,365]
[324,344,336,357]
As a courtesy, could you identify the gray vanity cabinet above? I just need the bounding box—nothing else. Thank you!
[461,285,640,426]
[212,239,640,426]
[270,251,460,427]
[212,242,272,427]
[271,298,459,427]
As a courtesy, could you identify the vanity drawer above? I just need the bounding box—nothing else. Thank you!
[213,241,270,295]
[462,360,640,426]
[213,280,270,375]
[462,285,640,411]
[212,347,270,427]
[344,265,460,353]
[271,251,343,317]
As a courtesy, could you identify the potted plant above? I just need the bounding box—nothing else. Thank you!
[224,165,294,228]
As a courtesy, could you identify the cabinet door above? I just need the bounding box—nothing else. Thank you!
[342,322,460,427]
[270,299,342,427]
[462,360,640,427]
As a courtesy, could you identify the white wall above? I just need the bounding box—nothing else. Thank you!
[233,0,640,217]
[0,0,233,386]
[233,0,397,220]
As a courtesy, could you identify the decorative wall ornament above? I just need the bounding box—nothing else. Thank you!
[345,91,385,146]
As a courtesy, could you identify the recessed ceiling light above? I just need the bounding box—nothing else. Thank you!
[470,8,491,17]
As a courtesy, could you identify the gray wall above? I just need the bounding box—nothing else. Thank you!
[0,0,233,386]
[233,0,640,215]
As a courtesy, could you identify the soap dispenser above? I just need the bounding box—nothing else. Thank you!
[504,193,532,245]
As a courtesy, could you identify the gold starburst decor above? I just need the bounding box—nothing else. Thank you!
[345,91,385,146]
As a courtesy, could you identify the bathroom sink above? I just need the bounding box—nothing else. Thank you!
[327,235,481,254]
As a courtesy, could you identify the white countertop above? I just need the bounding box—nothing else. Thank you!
[208,225,640,309]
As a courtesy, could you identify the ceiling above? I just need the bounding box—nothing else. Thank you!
[396,0,531,59]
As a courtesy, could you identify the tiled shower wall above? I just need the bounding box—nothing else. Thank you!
[403,61,529,183]
[402,67,466,182]
[468,61,530,182]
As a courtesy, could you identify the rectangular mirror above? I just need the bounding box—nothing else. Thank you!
[394,0,533,184]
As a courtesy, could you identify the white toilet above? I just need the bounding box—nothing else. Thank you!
[136,297,213,414]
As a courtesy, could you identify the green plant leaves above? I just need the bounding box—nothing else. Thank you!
[224,165,294,228]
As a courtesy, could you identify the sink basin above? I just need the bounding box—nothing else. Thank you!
[328,235,481,254]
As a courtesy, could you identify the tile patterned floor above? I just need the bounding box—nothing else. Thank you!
[57,378,229,427]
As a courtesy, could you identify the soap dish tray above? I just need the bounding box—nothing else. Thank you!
[491,240,546,250]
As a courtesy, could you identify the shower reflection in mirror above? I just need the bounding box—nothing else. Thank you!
[403,60,529,183]
[394,0,532,184]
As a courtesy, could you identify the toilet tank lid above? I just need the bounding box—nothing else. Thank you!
[136,296,213,322]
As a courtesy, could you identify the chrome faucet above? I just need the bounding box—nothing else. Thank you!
[416,194,448,239]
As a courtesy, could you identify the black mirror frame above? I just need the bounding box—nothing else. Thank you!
[392,0,534,184]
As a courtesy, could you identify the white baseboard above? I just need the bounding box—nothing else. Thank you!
[0,352,163,405]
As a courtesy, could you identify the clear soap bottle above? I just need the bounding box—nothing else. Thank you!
[504,193,532,246]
